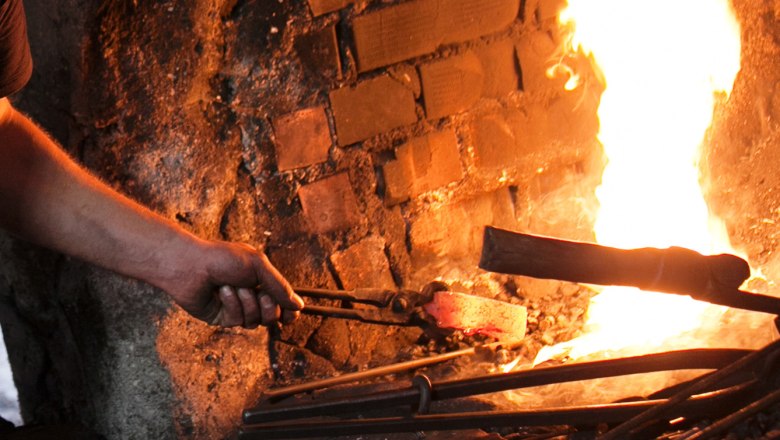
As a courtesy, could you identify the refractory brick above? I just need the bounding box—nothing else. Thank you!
[298,173,361,234]
[329,75,418,146]
[382,129,464,205]
[352,0,520,72]
[272,106,332,171]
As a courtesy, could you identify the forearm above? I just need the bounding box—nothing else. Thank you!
[0,98,302,327]
[0,98,205,292]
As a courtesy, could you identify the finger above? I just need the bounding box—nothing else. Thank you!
[281,309,300,324]
[195,292,222,325]
[255,253,304,310]
[218,286,243,327]
[259,294,281,326]
[237,287,261,329]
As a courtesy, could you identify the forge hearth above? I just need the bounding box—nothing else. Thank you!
[1,0,780,439]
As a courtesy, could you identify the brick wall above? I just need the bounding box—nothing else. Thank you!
[270,0,601,369]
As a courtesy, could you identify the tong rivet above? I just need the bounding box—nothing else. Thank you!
[392,297,409,313]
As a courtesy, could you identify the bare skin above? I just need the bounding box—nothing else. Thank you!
[0,97,303,328]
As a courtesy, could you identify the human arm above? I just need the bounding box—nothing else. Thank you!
[0,97,303,327]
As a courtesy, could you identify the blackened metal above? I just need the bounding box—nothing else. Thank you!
[295,287,430,326]
[238,383,753,439]
[293,287,398,307]
[243,348,749,424]
[599,339,780,440]
[479,226,780,315]
[263,342,514,402]
[300,304,418,325]
[412,375,432,414]
[679,388,780,440]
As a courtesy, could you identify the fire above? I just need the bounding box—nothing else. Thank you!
[535,0,742,363]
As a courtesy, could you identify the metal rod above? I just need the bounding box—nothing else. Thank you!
[598,339,780,440]
[293,287,393,307]
[264,341,517,402]
[681,386,780,440]
[243,348,750,424]
[239,383,752,439]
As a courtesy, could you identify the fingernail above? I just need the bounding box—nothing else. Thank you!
[219,286,235,298]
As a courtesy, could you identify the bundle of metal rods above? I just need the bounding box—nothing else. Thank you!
[239,338,780,439]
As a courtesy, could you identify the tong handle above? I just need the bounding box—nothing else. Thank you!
[302,305,415,325]
[293,287,397,307]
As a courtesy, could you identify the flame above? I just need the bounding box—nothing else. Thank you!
[535,0,742,363]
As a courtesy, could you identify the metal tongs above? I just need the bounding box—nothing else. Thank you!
[294,286,435,326]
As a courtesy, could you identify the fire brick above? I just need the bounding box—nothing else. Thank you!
[329,75,418,146]
[330,235,396,290]
[515,30,564,93]
[272,106,332,171]
[470,113,519,169]
[382,129,464,205]
[352,0,521,72]
[475,38,519,98]
[308,0,353,16]
[419,52,484,120]
[294,24,341,82]
[298,173,361,234]
[410,188,516,264]
[420,39,519,120]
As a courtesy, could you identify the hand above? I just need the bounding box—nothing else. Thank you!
[166,240,304,328]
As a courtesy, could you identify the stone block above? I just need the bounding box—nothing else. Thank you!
[419,51,483,120]
[330,235,396,290]
[294,24,341,82]
[329,75,417,146]
[353,0,520,72]
[272,106,331,171]
[474,38,519,98]
[382,129,464,205]
[308,0,353,16]
[298,173,361,234]
[470,113,519,169]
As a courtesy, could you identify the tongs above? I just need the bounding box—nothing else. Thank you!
[295,286,433,326]
[293,283,529,341]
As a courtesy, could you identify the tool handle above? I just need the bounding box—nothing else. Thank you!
[301,305,413,326]
[479,226,780,314]
[293,287,394,307]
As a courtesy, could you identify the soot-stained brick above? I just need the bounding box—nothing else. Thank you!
[294,24,341,83]
[272,106,332,171]
[308,0,354,16]
[298,173,361,234]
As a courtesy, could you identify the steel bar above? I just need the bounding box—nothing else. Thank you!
[243,348,750,424]
[293,287,396,307]
[680,387,780,440]
[239,383,753,439]
[598,339,780,440]
[264,341,516,402]
[301,304,413,325]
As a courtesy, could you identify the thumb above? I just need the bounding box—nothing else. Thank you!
[254,252,304,310]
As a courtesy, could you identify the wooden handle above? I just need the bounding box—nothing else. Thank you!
[479,226,750,297]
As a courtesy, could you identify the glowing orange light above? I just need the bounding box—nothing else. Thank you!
[535,0,742,364]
